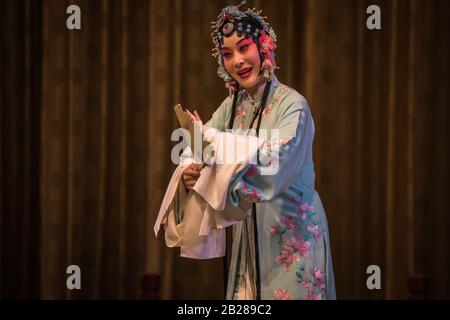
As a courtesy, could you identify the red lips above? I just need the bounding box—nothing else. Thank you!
[237,67,252,79]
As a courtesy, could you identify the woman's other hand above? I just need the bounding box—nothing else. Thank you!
[182,163,204,190]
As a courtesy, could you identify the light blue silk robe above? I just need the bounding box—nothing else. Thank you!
[205,77,336,300]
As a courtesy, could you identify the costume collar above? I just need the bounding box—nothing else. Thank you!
[238,76,279,104]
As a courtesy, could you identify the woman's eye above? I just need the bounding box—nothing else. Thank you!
[223,52,232,58]
[240,44,249,52]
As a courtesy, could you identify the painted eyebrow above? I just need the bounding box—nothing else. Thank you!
[221,38,250,50]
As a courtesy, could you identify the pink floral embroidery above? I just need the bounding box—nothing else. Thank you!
[307,225,321,241]
[262,106,271,117]
[285,236,310,258]
[306,290,322,300]
[275,247,300,271]
[249,187,262,201]
[272,288,292,300]
[275,236,311,271]
[269,225,279,235]
[280,216,297,230]
[280,137,291,145]
[244,185,262,201]
[246,165,259,178]
[300,202,315,220]
[301,203,315,212]
[296,267,326,299]
[235,105,246,118]
[300,274,310,288]
[271,196,327,299]
[239,182,264,202]
[311,267,326,290]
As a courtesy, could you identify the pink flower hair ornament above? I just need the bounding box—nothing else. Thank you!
[258,30,277,55]
[258,30,278,80]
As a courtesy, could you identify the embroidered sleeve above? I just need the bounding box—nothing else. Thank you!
[229,96,313,205]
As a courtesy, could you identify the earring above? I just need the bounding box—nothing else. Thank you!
[262,58,274,81]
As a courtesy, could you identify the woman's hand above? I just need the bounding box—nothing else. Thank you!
[182,163,204,190]
[185,109,203,124]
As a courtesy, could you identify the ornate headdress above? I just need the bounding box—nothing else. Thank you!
[211,1,278,93]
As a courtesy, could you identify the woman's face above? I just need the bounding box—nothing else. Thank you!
[221,32,263,90]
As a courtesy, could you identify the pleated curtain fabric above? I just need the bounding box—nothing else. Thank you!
[1,0,449,299]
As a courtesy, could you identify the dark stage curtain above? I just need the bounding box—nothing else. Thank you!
[1,0,449,299]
